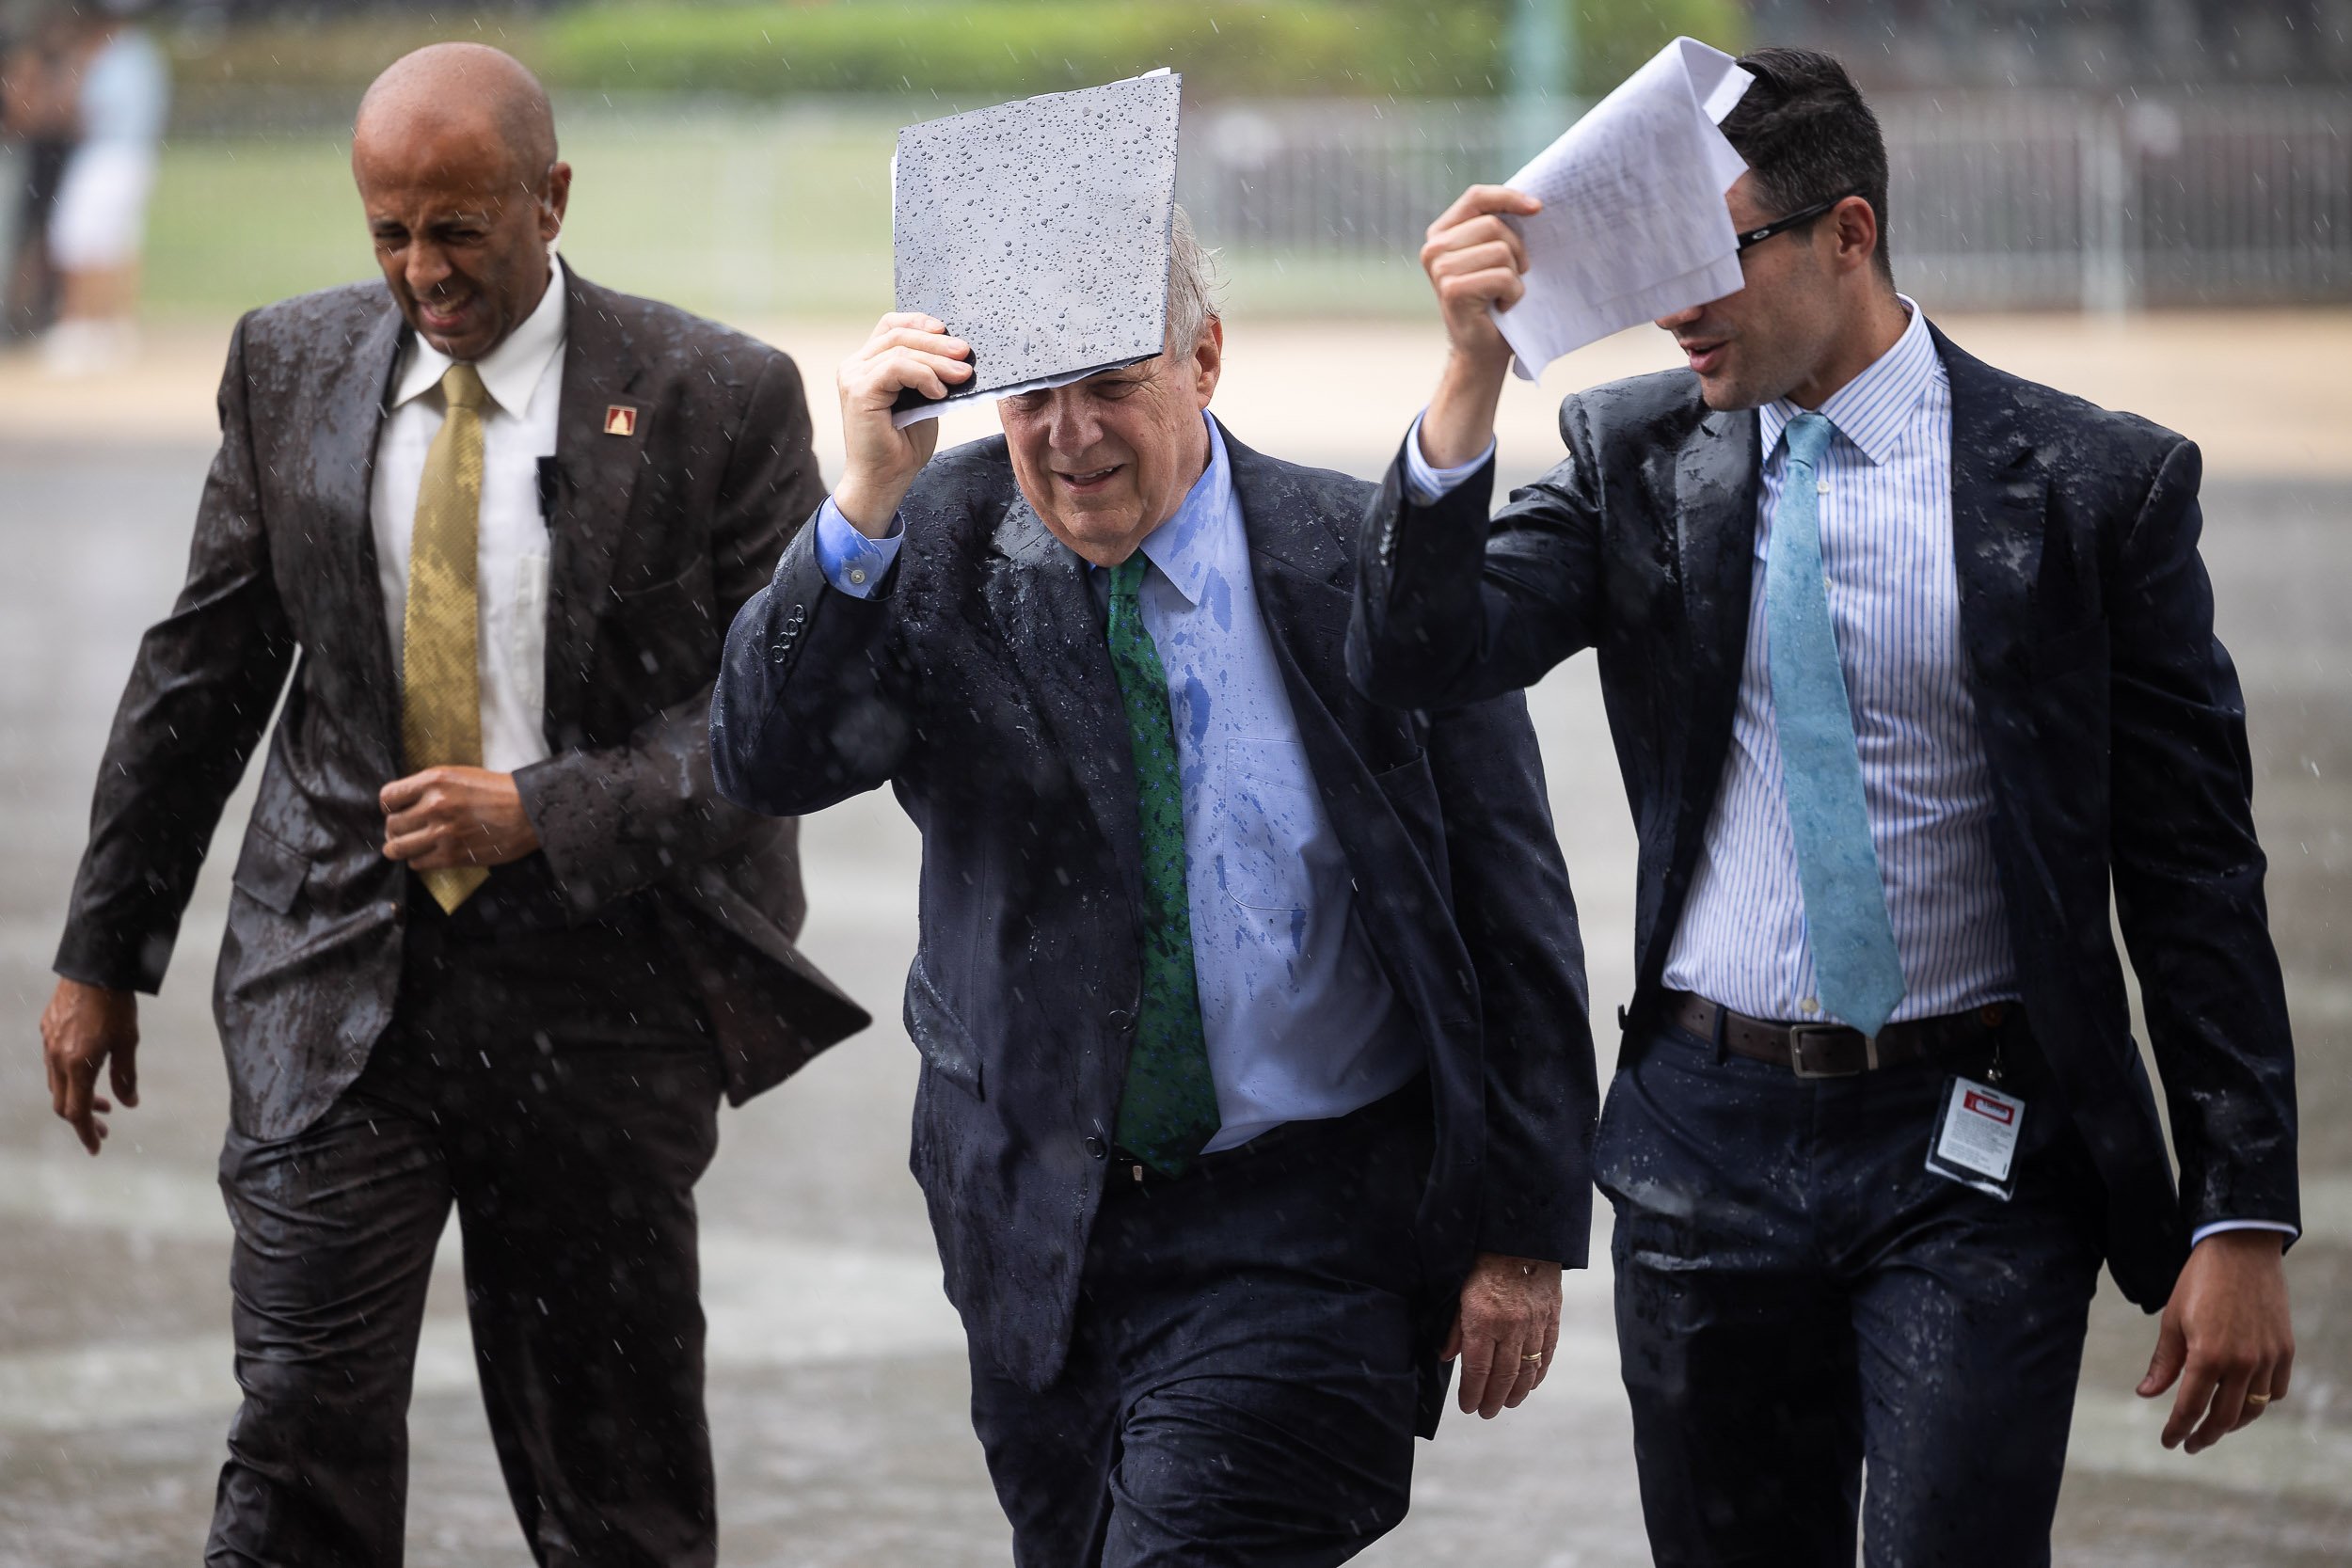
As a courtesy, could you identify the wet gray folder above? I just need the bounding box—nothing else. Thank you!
[890,71,1182,427]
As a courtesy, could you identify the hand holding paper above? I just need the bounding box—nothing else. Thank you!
[1417,183,1546,467]
[1490,37,1755,378]
[834,313,972,534]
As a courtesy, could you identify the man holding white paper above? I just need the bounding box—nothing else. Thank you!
[1486,35,1756,375]
[712,188,1596,1559]
[1349,44,2298,1567]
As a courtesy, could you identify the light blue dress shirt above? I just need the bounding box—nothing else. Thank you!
[816,419,1424,1150]
[1401,309,2289,1247]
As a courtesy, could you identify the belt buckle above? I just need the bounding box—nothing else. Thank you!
[1787,1022,1877,1078]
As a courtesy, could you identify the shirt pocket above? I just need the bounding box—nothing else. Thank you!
[1215,737,1321,912]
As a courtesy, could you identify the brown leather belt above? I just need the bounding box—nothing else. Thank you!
[1664,990,2011,1078]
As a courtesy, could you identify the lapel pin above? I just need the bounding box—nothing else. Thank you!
[603,404,638,437]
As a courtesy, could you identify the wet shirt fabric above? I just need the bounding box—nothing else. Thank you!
[372,270,564,775]
[1661,299,2017,1027]
[816,418,1423,1151]
[1411,297,2015,1028]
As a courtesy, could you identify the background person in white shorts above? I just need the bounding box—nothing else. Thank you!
[43,0,167,375]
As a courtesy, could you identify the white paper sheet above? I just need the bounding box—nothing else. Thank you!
[1491,37,1754,378]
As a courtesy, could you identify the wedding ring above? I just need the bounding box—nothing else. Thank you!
[2245,1392,2272,1405]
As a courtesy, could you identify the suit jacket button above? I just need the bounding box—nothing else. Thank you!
[1106,1008,1135,1031]
[1084,1135,1106,1159]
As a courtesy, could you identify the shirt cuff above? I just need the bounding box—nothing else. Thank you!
[813,497,904,599]
[2189,1219,2299,1248]
[1401,409,1496,506]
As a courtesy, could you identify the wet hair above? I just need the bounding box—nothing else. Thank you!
[1167,204,1220,355]
[1719,47,1894,283]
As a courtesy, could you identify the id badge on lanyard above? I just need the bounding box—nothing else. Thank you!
[1925,1074,2026,1202]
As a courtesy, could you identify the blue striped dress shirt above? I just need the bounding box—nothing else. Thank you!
[1405,299,2290,1243]
[1409,301,2015,1027]
[1658,300,2020,1026]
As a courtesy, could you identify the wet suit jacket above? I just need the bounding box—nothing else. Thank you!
[1347,325,2297,1310]
[54,269,869,1139]
[710,424,1597,1402]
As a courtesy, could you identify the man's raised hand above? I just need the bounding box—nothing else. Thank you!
[1419,184,1542,469]
[834,312,973,535]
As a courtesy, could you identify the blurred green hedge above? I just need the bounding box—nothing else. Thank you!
[180,0,1747,102]
[540,2,1502,98]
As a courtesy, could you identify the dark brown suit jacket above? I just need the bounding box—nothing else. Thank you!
[54,265,869,1139]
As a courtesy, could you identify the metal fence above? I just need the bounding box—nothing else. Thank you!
[1178,89,2352,310]
[16,86,2344,319]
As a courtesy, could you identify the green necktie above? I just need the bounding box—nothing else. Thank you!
[1104,553,1221,1175]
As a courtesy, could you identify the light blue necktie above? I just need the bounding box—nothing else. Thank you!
[1767,412,1907,1038]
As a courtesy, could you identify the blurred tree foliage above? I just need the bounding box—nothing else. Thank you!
[180,0,1747,100]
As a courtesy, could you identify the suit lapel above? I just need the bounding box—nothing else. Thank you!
[542,268,650,745]
[322,299,407,769]
[987,498,1146,911]
[1674,406,1763,742]
[1222,429,1463,1009]
[1223,424,1359,716]
[1937,327,2048,689]
[1660,407,1762,968]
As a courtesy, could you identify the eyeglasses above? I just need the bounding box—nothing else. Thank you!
[1733,190,1864,253]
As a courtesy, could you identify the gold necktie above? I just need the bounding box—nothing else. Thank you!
[400,362,491,913]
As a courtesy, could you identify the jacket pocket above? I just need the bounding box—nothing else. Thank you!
[904,959,984,1101]
[1370,750,1441,840]
[229,826,308,915]
[600,562,717,690]
[606,560,710,620]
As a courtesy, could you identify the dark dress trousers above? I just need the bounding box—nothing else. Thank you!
[53,270,869,1568]
[1348,330,2298,1565]
[711,428,1596,1565]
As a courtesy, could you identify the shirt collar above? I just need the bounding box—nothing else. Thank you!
[390,259,569,417]
[1129,415,1237,610]
[1757,294,1937,467]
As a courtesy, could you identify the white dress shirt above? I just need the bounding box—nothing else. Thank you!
[371,269,564,774]
[1405,304,2291,1246]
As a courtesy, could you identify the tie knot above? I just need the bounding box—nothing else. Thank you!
[1107,552,1150,601]
[439,362,488,412]
[1782,409,1836,469]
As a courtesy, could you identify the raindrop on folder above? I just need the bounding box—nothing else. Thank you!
[889,70,1182,427]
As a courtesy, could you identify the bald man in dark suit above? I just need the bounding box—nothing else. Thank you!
[40,46,865,1566]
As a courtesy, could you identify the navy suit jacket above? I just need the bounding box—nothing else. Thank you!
[1348,328,2297,1310]
[713,425,1597,1393]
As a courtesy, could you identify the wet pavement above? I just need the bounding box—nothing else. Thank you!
[0,432,2346,1565]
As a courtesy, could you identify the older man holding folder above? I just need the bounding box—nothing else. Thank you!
[712,74,1596,1562]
